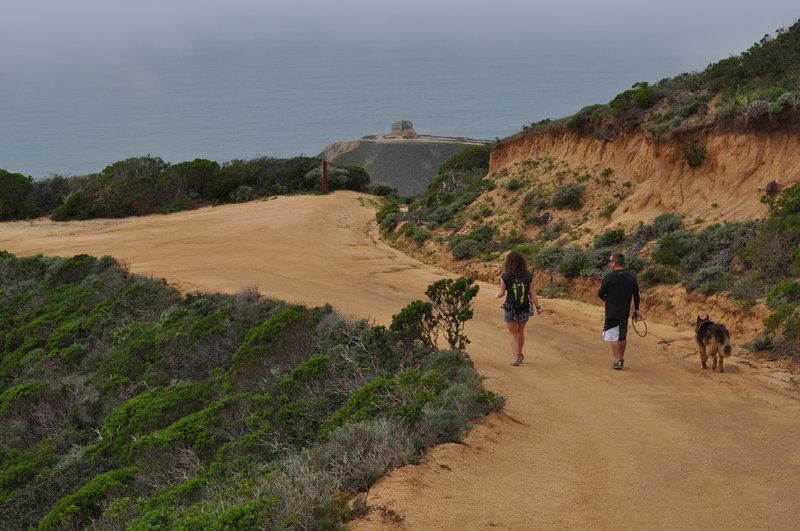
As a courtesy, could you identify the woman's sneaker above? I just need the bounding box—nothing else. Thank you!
[612,360,624,370]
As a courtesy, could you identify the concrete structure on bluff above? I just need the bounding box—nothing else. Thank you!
[319,120,490,195]
[388,120,417,137]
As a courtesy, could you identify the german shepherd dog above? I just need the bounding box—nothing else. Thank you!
[695,315,732,372]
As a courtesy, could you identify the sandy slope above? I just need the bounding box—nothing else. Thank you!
[1,192,798,530]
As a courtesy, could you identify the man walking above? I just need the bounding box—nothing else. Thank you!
[598,253,641,370]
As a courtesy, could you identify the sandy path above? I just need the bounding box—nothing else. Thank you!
[1,192,798,529]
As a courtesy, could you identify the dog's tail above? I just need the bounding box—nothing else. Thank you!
[714,324,732,356]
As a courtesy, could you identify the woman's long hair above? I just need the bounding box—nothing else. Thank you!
[504,251,528,279]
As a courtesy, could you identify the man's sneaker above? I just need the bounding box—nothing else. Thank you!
[511,355,522,366]
[612,360,624,370]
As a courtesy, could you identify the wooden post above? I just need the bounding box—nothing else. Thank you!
[322,160,328,193]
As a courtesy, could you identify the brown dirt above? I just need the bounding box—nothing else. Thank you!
[1,192,798,529]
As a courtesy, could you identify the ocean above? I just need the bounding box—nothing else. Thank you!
[1,39,714,179]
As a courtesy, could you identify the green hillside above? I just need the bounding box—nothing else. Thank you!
[0,252,500,529]
[523,18,800,138]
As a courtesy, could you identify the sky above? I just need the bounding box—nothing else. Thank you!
[3,1,798,71]
[2,1,798,177]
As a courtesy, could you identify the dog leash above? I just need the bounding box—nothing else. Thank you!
[631,312,648,337]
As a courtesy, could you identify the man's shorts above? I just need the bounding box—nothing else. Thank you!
[602,318,628,341]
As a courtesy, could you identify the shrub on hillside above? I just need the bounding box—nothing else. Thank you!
[766,280,800,308]
[652,213,683,235]
[558,250,592,279]
[652,230,699,267]
[640,265,680,286]
[0,254,500,529]
[531,245,566,271]
[551,183,586,209]
[380,212,404,231]
[685,266,734,295]
[594,229,626,249]
[742,181,800,280]
[448,225,496,259]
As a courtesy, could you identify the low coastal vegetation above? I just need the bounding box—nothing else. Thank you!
[0,155,371,222]
[521,18,800,139]
[0,252,501,528]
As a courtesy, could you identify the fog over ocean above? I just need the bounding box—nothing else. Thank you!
[0,29,788,179]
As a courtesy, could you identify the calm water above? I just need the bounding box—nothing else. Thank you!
[1,40,711,179]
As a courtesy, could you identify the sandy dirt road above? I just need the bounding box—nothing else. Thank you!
[1,192,798,530]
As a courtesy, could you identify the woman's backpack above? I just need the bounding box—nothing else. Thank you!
[502,272,532,314]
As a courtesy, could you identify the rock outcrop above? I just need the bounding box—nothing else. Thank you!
[319,124,491,195]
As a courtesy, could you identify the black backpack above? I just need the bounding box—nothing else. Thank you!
[504,273,531,314]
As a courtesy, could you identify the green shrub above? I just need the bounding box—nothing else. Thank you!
[230,305,308,368]
[781,309,800,342]
[438,145,491,173]
[371,184,397,197]
[558,251,591,279]
[624,255,647,274]
[411,228,432,246]
[39,468,134,531]
[505,178,524,191]
[450,239,479,260]
[229,185,255,203]
[747,334,776,352]
[682,143,707,167]
[532,245,566,271]
[375,200,400,224]
[600,202,618,219]
[594,229,626,249]
[50,190,98,221]
[551,183,586,209]
[448,225,496,259]
[652,230,699,266]
[424,277,479,350]
[94,383,214,457]
[687,266,734,295]
[767,280,800,308]
[743,182,800,280]
[633,84,657,108]
[471,205,493,220]
[0,170,40,220]
[640,265,680,285]
[380,212,404,231]
[390,300,437,351]
[764,303,796,332]
[652,213,683,235]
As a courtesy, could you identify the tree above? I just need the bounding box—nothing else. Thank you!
[425,277,480,350]
[391,277,479,351]
[0,169,40,220]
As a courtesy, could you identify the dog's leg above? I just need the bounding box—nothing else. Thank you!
[709,342,720,371]
[697,338,707,369]
[718,353,725,373]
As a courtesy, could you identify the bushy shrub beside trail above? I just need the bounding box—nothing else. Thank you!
[0,251,501,529]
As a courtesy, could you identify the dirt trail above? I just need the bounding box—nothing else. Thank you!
[1,192,798,530]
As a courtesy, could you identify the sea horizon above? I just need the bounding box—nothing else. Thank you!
[1,39,727,180]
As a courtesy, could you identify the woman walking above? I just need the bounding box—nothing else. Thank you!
[496,251,541,366]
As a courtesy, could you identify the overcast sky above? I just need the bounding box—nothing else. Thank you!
[3,1,798,70]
